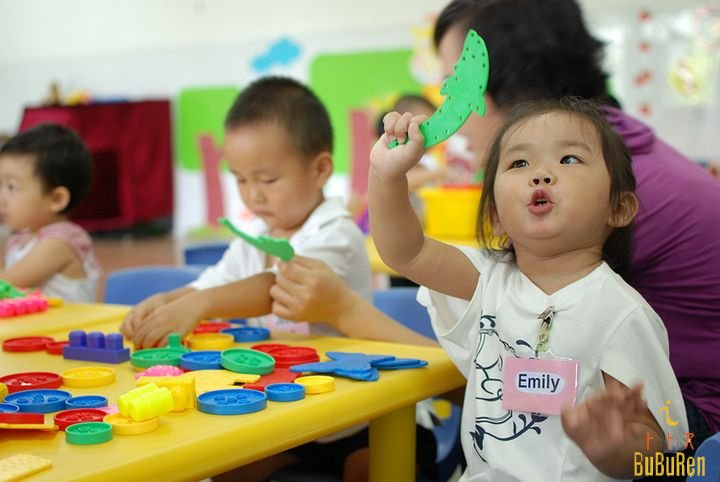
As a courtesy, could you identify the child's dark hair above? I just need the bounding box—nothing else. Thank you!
[225,76,333,159]
[375,94,437,137]
[478,98,636,277]
[0,123,92,214]
[434,0,612,107]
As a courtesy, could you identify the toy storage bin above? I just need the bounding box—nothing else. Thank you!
[418,185,482,239]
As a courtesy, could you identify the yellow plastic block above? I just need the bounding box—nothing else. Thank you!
[118,383,159,417]
[418,186,482,239]
[137,374,196,411]
[190,369,261,395]
[295,375,335,394]
[0,454,52,482]
[0,382,7,401]
[128,386,174,422]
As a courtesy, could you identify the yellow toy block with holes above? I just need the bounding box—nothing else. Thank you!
[137,374,196,411]
[0,454,52,482]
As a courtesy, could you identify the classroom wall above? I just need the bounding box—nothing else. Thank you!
[1,0,717,238]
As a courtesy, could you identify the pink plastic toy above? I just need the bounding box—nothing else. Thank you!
[0,298,49,318]
[133,365,185,380]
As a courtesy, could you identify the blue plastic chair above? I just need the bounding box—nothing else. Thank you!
[183,241,230,266]
[103,265,206,305]
[372,287,463,481]
[688,432,720,481]
[372,287,436,341]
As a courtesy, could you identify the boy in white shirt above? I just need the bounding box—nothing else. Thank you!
[120,76,371,348]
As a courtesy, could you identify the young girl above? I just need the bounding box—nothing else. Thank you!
[0,124,99,303]
[369,98,688,480]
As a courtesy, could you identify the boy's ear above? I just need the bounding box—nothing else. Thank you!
[48,186,70,214]
[608,192,638,228]
[311,151,333,187]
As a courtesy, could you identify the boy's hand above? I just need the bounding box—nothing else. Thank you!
[561,378,658,470]
[370,112,427,179]
[270,256,352,324]
[119,293,168,339]
[129,296,203,349]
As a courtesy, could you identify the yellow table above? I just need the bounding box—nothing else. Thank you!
[0,303,129,340]
[0,305,464,482]
[366,235,479,275]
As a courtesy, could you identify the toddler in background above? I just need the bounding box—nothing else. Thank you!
[370,98,688,480]
[0,123,99,303]
[120,76,372,349]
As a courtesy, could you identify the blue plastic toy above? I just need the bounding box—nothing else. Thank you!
[0,403,20,412]
[221,326,270,342]
[290,352,428,381]
[265,383,306,402]
[4,389,72,413]
[65,395,109,409]
[197,389,267,415]
[63,331,130,364]
[179,351,223,371]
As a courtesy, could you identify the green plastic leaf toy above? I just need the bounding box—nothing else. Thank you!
[389,29,489,148]
[218,217,295,261]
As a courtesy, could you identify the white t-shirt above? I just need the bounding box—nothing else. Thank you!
[4,221,100,303]
[189,197,372,336]
[418,247,688,482]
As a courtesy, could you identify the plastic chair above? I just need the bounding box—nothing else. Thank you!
[182,241,230,266]
[372,287,462,481]
[372,287,436,341]
[688,432,720,481]
[103,265,206,305]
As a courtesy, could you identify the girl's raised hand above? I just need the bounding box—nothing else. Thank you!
[370,112,427,180]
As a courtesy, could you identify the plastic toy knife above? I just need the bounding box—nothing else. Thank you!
[218,217,295,261]
[389,29,489,148]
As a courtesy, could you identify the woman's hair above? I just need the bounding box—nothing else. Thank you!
[225,76,333,159]
[477,98,636,276]
[0,123,92,214]
[434,0,611,108]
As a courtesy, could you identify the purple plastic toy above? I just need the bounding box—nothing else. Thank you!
[63,331,130,364]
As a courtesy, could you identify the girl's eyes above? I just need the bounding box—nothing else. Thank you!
[510,159,528,169]
[260,178,278,185]
[560,155,581,164]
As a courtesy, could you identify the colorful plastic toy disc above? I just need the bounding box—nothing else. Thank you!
[45,340,69,355]
[65,421,113,445]
[0,372,62,393]
[0,403,20,413]
[2,336,54,352]
[65,395,108,409]
[294,376,335,394]
[221,348,275,375]
[180,351,222,371]
[61,366,116,388]
[251,343,288,354]
[221,326,270,342]
[265,383,305,402]
[4,389,72,413]
[197,388,267,415]
[103,413,160,435]
[268,346,320,368]
[130,348,185,369]
[54,408,107,431]
[185,333,234,350]
[193,321,232,334]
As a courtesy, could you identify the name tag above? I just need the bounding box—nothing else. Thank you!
[502,356,578,415]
